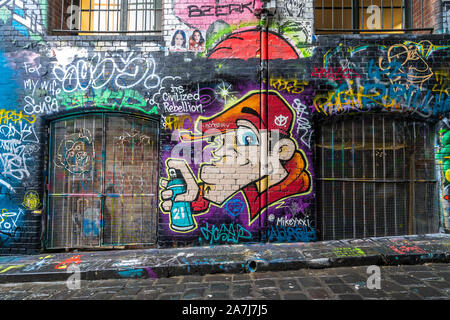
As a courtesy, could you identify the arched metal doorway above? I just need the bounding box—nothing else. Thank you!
[46,113,159,249]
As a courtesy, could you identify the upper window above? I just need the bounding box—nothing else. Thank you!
[443,1,450,34]
[51,0,162,35]
[315,0,433,34]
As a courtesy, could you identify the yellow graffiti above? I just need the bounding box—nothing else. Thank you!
[432,70,450,102]
[333,247,365,257]
[268,78,308,94]
[0,264,25,273]
[0,109,36,125]
[22,191,41,210]
[163,115,194,131]
[0,209,9,224]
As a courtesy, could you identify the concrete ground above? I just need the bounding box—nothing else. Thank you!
[0,234,448,284]
[0,263,447,300]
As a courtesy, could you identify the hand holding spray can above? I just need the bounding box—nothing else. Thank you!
[167,168,195,231]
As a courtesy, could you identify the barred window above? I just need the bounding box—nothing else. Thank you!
[314,114,439,240]
[46,113,159,249]
[51,0,162,34]
[315,0,433,34]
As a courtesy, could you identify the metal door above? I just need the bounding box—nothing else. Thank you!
[46,113,159,249]
[315,114,439,240]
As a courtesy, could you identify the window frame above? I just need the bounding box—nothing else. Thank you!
[51,0,163,35]
[314,0,433,34]
[313,113,440,241]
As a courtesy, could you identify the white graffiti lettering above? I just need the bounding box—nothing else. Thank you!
[23,95,59,115]
[0,122,39,181]
[276,216,312,227]
[292,99,312,148]
[0,208,23,233]
[53,52,161,92]
[23,62,42,76]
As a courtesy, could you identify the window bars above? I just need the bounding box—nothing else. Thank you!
[46,114,159,249]
[443,1,450,34]
[54,0,162,34]
[315,0,433,34]
[314,114,439,241]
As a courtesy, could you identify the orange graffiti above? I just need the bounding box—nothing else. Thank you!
[379,41,434,88]
[54,255,83,270]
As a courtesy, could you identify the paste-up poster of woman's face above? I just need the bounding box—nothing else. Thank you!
[170,30,187,52]
[188,29,205,52]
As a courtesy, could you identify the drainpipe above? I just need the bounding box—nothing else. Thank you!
[256,0,276,239]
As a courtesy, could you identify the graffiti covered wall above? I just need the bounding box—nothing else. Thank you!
[0,0,447,253]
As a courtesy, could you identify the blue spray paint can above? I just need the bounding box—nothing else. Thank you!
[167,168,195,232]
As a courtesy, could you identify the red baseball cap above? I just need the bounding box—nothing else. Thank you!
[180,91,294,141]
[207,28,299,61]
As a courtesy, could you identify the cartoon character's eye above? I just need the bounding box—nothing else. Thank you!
[236,127,259,146]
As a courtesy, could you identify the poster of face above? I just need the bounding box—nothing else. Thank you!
[170,30,187,52]
[188,29,205,52]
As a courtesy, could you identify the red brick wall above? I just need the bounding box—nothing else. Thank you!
[412,0,442,34]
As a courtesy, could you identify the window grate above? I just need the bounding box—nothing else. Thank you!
[53,0,162,34]
[46,113,159,249]
[314,114,439,241]
[314,0,433,34]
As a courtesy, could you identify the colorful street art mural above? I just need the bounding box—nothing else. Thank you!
[159,90,314,244]
[0,0,447,253]
[314,41,450,118]
[0,48,40,251]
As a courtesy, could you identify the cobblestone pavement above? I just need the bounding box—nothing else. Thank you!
[0,263,447,300]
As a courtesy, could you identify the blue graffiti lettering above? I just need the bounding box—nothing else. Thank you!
[264,225,316,243]
[200,222,252,245]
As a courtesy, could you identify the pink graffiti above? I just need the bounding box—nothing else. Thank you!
[389,245,427,255]
[174,0,261,30]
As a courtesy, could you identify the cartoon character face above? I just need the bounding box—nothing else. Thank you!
[199,120,263,203]
[64,141,90,171]
[383,42,433,86]
[199,118,297,204]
